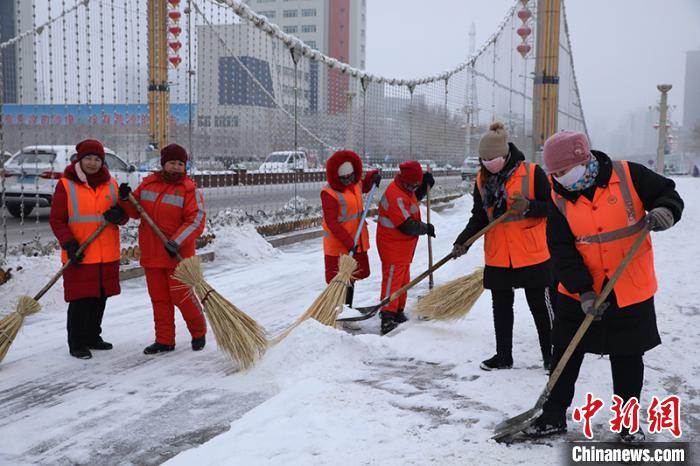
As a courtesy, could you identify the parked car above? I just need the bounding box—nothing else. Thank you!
[1,145,143,218]
[418,159,437,171]
[460,156,481,180]
[258,150,309,173]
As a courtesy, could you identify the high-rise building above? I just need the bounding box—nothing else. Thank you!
[683,50,700,131]
[246,0,366,114]
[0,0,37,104]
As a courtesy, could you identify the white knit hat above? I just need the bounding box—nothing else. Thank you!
[338,161,354,177]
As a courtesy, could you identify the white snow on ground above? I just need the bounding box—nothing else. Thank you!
[0,178,698,465]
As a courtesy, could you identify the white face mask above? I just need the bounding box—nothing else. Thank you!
[553,164,586,189]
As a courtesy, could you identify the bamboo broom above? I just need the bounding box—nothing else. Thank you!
[413,268,485,320]
[0,221,110,363]
[127,194,267,370]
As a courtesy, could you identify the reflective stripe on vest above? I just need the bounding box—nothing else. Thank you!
[140,190,159,202]
[162,194,185,208]
[322,183,369,255]
[553,162,647,245]
[66,179,117,223]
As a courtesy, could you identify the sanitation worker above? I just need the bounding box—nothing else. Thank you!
[321,150,380,308]
[119,144,207,355]
[452,122,554,372]
[525,130,683,442]
[49,139,127,359]
[376,160,435,335]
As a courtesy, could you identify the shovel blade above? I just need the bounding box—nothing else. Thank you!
[491,406,541,441]
[336,304,380,322]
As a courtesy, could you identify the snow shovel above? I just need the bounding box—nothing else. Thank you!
[272,183,379,342]
[337,210,514,322]
[491,227,651,441]
[0,221,110,363]
[127,194,267,369]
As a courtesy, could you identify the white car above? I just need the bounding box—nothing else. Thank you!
[258,151,309,173]
[1,145,143,218]
[461,156,481,180]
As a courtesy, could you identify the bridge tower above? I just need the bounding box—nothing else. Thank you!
[532,0,561,162]
[148,0,170,149]
[464,22,479,158]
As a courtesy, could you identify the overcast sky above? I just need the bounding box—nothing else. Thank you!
[366,0,700,146]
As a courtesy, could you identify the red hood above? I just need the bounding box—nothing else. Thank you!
[63,161,111,187]
[325,150,363,192]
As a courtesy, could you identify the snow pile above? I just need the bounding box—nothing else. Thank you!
[211,223,279,263]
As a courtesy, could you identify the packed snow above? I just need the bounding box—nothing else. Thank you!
[0,178,697,465]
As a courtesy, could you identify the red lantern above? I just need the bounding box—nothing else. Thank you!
[517,26,532,39]
[168,0,181,5]
[517,9,531,21]
[169,41,182,52]
[169,26,182,36]
[520,0,529,5]
[168,11,181,22]
[517,43,531,57]
[169,56,182,67]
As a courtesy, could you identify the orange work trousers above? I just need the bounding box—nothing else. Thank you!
[380,263,411,313]
[144,267,207,345]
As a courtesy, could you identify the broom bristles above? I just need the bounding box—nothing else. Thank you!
[174,257,268,370]
[413,268,485,321]
[0,296,42,363]
[271,254,357,345]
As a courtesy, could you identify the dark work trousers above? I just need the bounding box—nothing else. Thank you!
[67,296,107,350]
[543,347,645,415]
[491,288,552,362]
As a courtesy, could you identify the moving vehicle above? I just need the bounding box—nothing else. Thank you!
[1,145,143,218]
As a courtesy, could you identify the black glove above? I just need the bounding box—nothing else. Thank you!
[452,243,469,258]
[645,207,674,232]
[118,183,132,201]
[164,239,180,258]
[348,245,359,255]
[103,205,125,225]
[63,239,84,264]
[422,172,435,188]
[580,291,609,320]
[426,223,436,238]
[371,172,381,187]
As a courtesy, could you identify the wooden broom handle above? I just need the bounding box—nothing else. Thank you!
[378,210,514,307]
[545,227,650,394]
[128,193,184,261]
[426,182,434,289]
[34,221,111,302]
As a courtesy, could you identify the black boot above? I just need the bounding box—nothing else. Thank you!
[523,410,567,437]
[394,308,408,324]
[88,338,113,350]
[479,354,513,371]
[345,285,354,308]
[143,342,175,354]
[70,347,92,360]
[192,336,206,351]
[380,311,398,335]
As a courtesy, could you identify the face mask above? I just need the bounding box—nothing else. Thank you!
[162,170,184,183]
[339,174,355,186]
[481,156,506,174]
[554,164,587,189]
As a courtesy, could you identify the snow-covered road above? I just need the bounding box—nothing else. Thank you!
[0,178,697,465]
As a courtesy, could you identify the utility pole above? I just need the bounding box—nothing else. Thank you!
[532,0,561,163]
[148,0,169,150]
[655,84,672,174]
[346,91,356,149]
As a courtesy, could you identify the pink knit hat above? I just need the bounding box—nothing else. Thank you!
[543,131,591,174]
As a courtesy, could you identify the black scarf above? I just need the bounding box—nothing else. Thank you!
[482,159,522,216]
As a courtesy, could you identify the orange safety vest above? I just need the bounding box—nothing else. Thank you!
[60,177,121,265]
[376,181,421,264]
[322,183,370,256]
[551,160,657,307]
[476,162,550,268]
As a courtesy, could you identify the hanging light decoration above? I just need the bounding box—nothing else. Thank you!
[169,56,182,67]
[168,2,182,67]
[168,11,181,22]
[516,4,532,58]
[168,26,182,37]
[169,41,182,52]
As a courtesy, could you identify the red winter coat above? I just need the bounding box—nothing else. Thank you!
[49,162,125,302]
[121,172,206,268]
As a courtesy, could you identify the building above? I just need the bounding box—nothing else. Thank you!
[683,50,700,132]
[0,0,37,104]
[245,0,366,114]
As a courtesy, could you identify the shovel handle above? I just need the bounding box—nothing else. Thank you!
[426,182,434,289]
[34,221,111,302]
[545,227,650,394]
[128,193,184,262]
